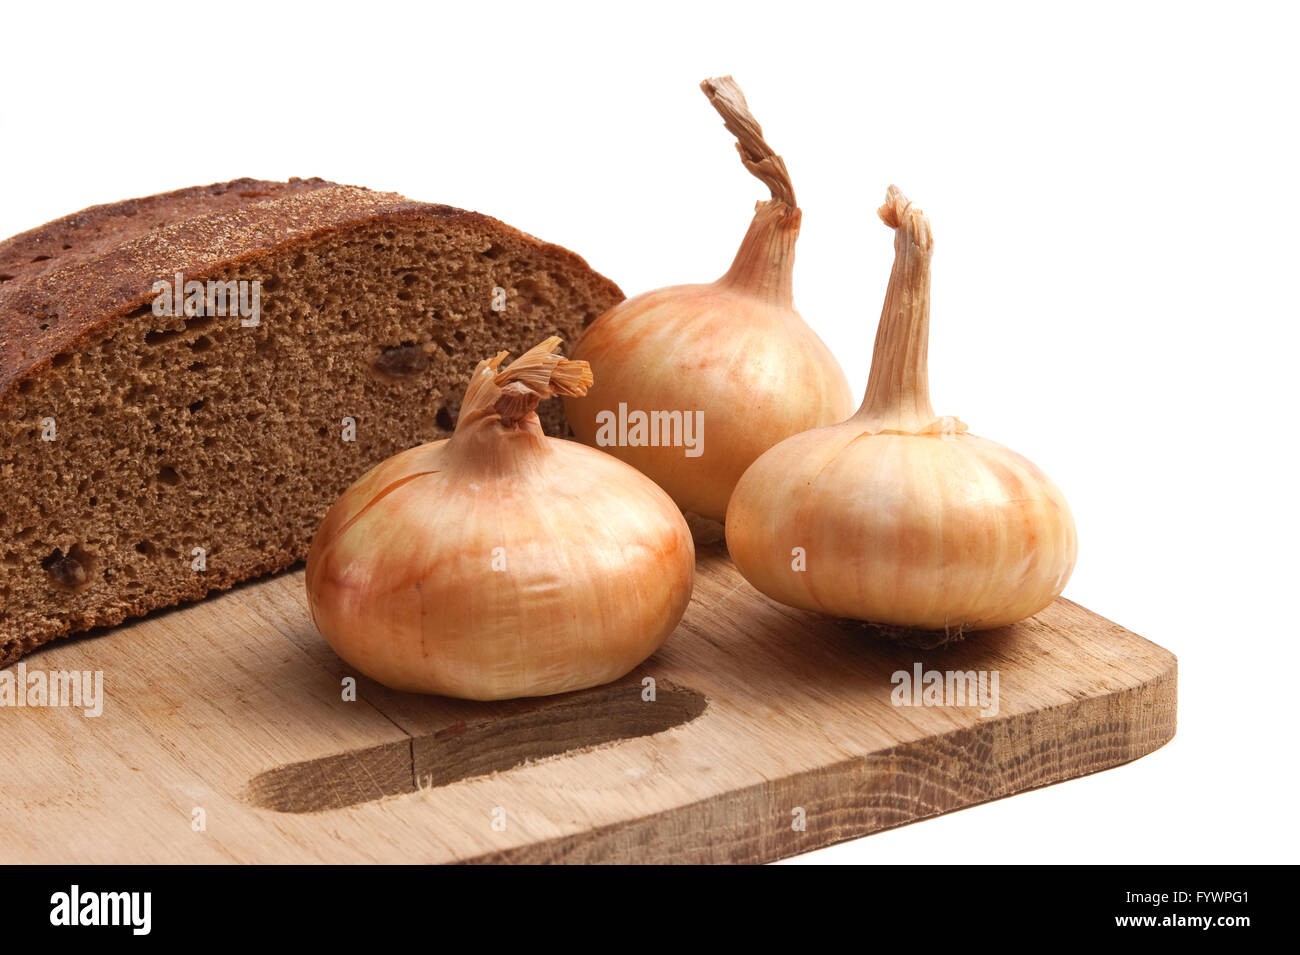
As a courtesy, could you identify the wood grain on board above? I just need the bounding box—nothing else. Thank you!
[0,546,1177,864]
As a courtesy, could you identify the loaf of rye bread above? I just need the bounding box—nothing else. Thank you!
[0,178,623,664]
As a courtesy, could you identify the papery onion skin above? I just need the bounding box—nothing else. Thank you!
[725,186,1077,633]
[306,341,695,700]
[726,427,1077,630]
[565,273,852,521]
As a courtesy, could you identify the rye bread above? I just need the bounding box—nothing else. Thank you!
[0,178,623,664]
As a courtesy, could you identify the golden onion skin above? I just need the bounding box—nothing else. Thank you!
[306,339,695,700]
[726,185,1077,633]
[565,278,852,521]
[726,426,1077,631]
[306,437,694,699]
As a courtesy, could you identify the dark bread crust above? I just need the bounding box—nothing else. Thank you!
[0,178,330,272]
[0,179,618,401]
[0,178,332,300]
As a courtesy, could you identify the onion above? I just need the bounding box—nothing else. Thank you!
[305,338,695,699]
[564,76,852,521]
[726,187,1077,637]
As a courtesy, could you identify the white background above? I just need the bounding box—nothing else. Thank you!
[3,1,1296,863]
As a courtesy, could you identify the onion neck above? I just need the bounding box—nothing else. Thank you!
[446,337,592,470]
[854,187,965,436]
[716,200,799,308]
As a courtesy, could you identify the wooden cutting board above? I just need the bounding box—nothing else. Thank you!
[0,545,1176,864]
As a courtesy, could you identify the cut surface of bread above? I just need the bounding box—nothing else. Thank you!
[0,179,623,664]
